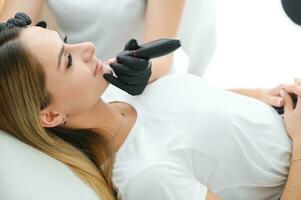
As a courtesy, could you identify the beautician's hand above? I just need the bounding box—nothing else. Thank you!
[103,39,152,96]
[280,81,301,140]
[0,12,47,31]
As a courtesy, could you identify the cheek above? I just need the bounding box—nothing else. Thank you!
[62,74,93,95]
[55,73,109,114]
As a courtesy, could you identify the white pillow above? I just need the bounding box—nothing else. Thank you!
[0,130,101,200]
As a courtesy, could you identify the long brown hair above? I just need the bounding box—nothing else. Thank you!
[0,27,116,200]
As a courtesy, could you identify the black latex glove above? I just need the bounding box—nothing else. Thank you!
[0,12,47,32]
[282,0,301,26]
[103,39,152,96]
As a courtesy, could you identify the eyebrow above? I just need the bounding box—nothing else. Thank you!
[57,32,65,71]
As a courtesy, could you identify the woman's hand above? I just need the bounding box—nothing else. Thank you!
[280,80,301,142]
[257,84,286,107]
[228,84,286,107]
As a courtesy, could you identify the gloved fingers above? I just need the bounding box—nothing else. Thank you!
[104,67,151,86]
[123,84,145,96]
[0,23,13,31]
[0,12,47,32]
[117,55,150,71]
[103,38,152,96]
[104,70,151,95]
[35,20,47,28]
[0,23,5,31]
[7,18,27,27]
[120,82,148,96]
[15,12,32,25]
[124,38,140,51]
[127,84,147,95]
[103,73,143,95]
[103,73,125,89]
[118,72,150,85]
[110,63,146,77]
[125,69,151,95]
[117,66,151,85]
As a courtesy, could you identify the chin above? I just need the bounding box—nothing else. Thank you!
[97,79,110,96]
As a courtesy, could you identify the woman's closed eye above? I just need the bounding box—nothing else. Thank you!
[62,34,73,69]
[66,54,73,69]
[63,34,68,43]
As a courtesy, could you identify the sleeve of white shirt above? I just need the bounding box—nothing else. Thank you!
[122,165,208,200]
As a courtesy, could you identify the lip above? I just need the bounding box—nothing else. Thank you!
[94,60,103,76]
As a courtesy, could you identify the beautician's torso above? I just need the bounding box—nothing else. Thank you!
[47,0,146,60]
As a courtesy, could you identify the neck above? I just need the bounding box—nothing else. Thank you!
[65,99,136,152]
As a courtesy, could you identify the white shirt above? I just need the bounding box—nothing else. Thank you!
[102,74,291,200]
[47,0,146,60]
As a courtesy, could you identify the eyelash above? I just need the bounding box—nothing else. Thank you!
[66,54,72,69]
[63,35,73,69]
[63,34,68,43]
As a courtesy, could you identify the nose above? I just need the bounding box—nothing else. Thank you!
[79,42,96,62]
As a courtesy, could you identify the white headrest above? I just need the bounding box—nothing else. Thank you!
[0,130,101,200]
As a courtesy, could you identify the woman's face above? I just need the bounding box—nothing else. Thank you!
[20,27,111,116]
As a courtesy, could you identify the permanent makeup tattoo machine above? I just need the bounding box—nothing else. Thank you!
[102,38,181,95]
[117,38,181,59]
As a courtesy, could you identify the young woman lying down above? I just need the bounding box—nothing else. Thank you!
[0,13,300,200]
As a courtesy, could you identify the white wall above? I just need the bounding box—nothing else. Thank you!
[179,0,301,89]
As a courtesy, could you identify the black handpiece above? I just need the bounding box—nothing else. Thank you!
[273,93,297,114]
[118,38,181,59]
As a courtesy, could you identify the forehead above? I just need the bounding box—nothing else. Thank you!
[20,27,62,69]
[20,26,61,51]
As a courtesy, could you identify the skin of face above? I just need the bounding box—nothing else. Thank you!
[20,27,113,128]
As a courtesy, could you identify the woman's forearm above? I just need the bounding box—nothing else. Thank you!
[281,140,301,200]
[227,88,261,100]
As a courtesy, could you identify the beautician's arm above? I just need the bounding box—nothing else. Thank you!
[0,0,43,23]
[206,191,222,200]
[144,0,185,84]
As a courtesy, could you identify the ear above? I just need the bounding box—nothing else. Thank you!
[40,109,65,128]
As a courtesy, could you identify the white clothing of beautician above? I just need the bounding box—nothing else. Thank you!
[0,0,185,84]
